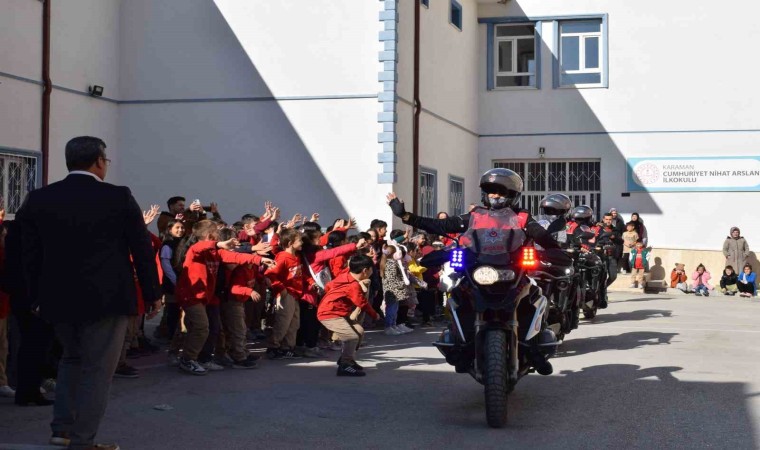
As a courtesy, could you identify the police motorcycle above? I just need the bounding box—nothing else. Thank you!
[566,206,608,320]
[531,194,579,341]
[387,168,561,428]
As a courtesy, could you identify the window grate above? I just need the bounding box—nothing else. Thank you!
[0,153,38,215]
[419,170,437,218]
[494,159,601,220]
[449,176,465,216]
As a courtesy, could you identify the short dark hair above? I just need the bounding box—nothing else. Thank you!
[65,136,106,171]
[349,254,373,273]
[744,263,753,271]
[217,227,235,242]
[327,230,347,248]
[603,213,613,218]
[241,214,259,224]
[167,196,185,209]
[370,219,387,230]
[302,221,321,232]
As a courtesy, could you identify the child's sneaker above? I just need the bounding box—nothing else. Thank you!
[337,363,366,377]
[0,385,15,397]
[113,363,140,379]
[397,324,413,333]
[200,360,225,371]
[214,355,234,368]
[303,347,325,358]
[232,358,258,369]
[280,349,302,359]
[704,291,710,297]
[179,358,208,376]
[384,327,401,336]
[167,352,180,367]
[266,348,283,360]
[695,291,703,296]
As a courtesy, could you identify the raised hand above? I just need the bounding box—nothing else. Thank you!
[143,204,161,225]
[356,238,367,249]
[287,214,303,228]
[189,200,203,212]
[251,242,272,254]
[348,217,357,229]
[310,213,320,222]
[276,222,287,234]
[217,238,240,250]
[261,257,276,268]
[209,202,219,214]
[272,207,281,221]
[386,193,407,218]
[335,219,345,229]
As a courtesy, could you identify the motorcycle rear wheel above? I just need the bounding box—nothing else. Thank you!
[484,329,509,428]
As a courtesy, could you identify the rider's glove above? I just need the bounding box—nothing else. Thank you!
[389,198,407,218]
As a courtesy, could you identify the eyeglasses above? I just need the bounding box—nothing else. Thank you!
[101,156,112,165]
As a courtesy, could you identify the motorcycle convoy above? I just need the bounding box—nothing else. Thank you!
[388,168,618,428]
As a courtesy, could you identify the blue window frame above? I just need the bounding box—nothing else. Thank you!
[554,17,608,88]
[450,0,462,31]
[421,0,429,8]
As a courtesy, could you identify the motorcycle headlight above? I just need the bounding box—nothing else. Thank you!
[473,266,500,285]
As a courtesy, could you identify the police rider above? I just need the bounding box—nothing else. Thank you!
[566,205,609,308]
[386,168,558,250]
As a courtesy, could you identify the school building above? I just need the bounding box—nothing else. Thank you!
[1,0,758,273]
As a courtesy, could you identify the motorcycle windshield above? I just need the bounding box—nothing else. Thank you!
[461,207,526,264]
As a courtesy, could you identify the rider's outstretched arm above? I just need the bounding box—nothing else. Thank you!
[387,194,467,235]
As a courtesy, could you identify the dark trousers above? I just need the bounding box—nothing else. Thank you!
[418,289,437,322]
[398,303,409,325]
[165,303,181,343]
[296,301,319,348]
[14,310,56,401]
[738,283,755,295]
[52,315,128,450]
[199,305,221,363]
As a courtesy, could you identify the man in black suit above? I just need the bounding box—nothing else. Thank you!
[16,136,161,450]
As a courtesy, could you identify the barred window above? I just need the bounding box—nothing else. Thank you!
[0,152,38,215]
[419,168,437,218]
[449,176,464,216]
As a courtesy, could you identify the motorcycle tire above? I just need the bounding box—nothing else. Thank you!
[583,307,597,319]
[484,329,509,428]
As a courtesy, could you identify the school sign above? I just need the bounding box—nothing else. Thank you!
[626,156,760,192]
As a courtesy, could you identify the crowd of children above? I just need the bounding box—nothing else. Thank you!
[0,196,453,395]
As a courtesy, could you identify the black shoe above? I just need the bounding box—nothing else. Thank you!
[214,355,234,368]
[536,361,553,376]
[138,337,160,353]
[266,349,284,360]
[15,394,54,407]
[114,364,140,378]
[704,291,710,297]
[599,297,608,309]
[232,358,258,369]
[246,354,261,362]
[49,431,70,446]
[281,349,302,359]
[337,363,366,377]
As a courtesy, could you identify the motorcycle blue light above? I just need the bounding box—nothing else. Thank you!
[450,249,465,269]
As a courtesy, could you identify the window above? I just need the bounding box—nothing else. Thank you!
[421,0,429,8]
[0,152,39,215]
[449,176,465,216]
[493,160,601,219]
[494,24,537,88]
[419,168,437,218]
[450,0,462,31]
[558,19,605,87]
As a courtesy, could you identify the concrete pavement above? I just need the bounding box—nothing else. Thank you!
[1,292,759,449]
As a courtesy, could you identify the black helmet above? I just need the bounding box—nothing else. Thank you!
[570,205,594,224]
[540,193,572,216]
[479,168,523,210]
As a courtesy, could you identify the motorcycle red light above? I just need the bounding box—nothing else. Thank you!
[520,247,538,269]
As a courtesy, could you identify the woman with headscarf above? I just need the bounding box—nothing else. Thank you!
[629,212,648,247]
[722,227,750,273]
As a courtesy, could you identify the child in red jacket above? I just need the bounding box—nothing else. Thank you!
[175,220,274,375]
[317,254,378,377]
[221,250,263,369]
[265,228,309,359]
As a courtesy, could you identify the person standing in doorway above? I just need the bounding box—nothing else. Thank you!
[17,136,161,450]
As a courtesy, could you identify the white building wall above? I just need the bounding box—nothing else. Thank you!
[477,0,760,251]
[0,0,121,185]
[116,0,390,230]
[395,0,481,222]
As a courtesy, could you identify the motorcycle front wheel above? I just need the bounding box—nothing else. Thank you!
[484,329,509,428]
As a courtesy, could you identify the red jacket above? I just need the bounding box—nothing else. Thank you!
[305,243,357,274]
[317,273,378,321]
[265,251,308,299]
[175,241,262,307]
[318,226,349,247]
[329,255,350,278]
[132,233,163,315]
[228,263,256,303]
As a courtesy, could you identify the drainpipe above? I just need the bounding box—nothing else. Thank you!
[412,0,421,214]
[41,0,52,186]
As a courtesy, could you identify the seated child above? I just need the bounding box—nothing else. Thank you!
[670,263,689,293]
[719,266,738,296]
[691,263,713,297]
[737,263,757,298]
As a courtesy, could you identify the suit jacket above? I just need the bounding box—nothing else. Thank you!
[16,173,160,323]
